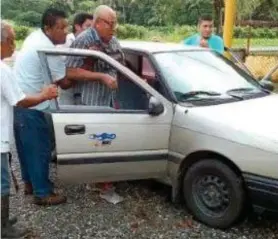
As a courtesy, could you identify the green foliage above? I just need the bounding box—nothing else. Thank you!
[1,0,50,19]
[15,11,41,27]
[14,25,32,41]
[233,26,278,38]
[117,24,146,39]
[14,23,277,42]
[75,0,97,12]
[2,0,278,28]
[116,24,278,40]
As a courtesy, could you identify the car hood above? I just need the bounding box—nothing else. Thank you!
[181,94,278,153]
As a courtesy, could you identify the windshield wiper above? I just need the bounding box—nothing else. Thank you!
[226,87,257,94]
[179,91,221,100]
[226,87,263,100]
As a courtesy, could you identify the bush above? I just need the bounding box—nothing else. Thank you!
[117,24,277,40]
[2,10,22,20]
[15,11,41,27]
[234,26,277,39]
[14,25,31,41]
[117,24,147,39]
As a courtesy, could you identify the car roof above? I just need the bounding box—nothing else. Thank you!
[119,40,204,53]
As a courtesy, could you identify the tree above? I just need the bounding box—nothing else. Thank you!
[15,11,41,27]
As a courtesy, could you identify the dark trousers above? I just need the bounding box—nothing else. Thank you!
[13,107,53,198]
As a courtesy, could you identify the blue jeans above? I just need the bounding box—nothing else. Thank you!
[14,107,53,198]
[1,153,10,196]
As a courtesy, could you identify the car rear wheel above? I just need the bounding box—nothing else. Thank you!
[183,159,245,229]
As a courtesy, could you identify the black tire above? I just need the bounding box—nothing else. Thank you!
[183,159,245,229]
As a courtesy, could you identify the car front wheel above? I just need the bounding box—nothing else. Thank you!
[183,159,245,229]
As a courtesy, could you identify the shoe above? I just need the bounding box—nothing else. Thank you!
[1,195,28,238]
[24,183,33,195]
[33,193,67,206]
[24,180,54,195]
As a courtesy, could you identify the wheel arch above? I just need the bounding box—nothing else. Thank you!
[173,150,244,202]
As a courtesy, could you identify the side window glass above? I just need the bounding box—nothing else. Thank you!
[141,56,167,97]
[142,57,156,81]
[124,53,140,75]
[44,53,149,112]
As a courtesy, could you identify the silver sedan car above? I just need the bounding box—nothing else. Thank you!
[39,41,278,229]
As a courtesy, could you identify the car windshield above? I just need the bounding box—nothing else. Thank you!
[154,51,264,102]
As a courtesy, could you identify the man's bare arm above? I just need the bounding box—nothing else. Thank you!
[55,77,74,90]
[17,85,58,108]
[66,68,105,81]
[66,68,118,89]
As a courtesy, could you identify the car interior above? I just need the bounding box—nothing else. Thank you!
[123,51,168,98]
[57,51,168,110]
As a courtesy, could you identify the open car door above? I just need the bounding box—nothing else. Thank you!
[38,48,174,184]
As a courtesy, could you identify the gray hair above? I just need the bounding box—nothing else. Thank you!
[1,20,12,43]
[93,5,115,22]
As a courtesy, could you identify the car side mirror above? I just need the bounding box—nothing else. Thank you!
[259,79,274,92]
[148,96,164,116]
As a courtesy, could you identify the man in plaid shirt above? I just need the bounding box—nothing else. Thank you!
[66,5,121,107]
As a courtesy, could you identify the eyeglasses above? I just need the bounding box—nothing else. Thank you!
[99,18,118,29]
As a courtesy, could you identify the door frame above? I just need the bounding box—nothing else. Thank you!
[38,48,174,183]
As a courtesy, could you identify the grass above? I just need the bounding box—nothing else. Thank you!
[233,38,278,48]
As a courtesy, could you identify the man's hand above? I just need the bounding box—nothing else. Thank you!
[41,84,58,100]
[200,38,209,48]
[89,45,102,51]
[101,74,118,89]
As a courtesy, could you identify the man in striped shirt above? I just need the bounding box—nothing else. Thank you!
[66,5,120,106]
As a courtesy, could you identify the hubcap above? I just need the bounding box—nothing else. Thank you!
[193,175,230,216]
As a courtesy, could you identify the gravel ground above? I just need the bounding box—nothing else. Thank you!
[8,146,278,239]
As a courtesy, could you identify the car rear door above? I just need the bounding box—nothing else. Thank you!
[38,48,174,184]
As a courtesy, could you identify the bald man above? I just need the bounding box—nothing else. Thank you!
[66,5,120,106]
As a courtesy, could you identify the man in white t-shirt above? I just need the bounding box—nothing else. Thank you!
[1,20,58,238]
[13,8,71,206]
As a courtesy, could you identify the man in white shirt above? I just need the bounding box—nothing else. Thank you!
[1,20,58,238]
[13,8,71,206]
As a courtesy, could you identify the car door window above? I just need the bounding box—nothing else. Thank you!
[142,57,156,82]
[141,56,168,97]
[43,53,149,112]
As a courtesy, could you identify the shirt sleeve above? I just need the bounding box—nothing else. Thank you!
[47,55,66,82]
[1,67,26,106]
[66,36,89,68]
[183,36,193,45]
[213,37,225,54]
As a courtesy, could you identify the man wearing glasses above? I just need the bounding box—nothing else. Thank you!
[65,4,122,194]
[66,5,120,106]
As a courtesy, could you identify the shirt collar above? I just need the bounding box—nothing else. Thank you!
[90,28,113,47]
[198,33,213,40]
[91,28,102,44]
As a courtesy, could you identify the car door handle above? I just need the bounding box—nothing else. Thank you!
[64,125,85,135]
